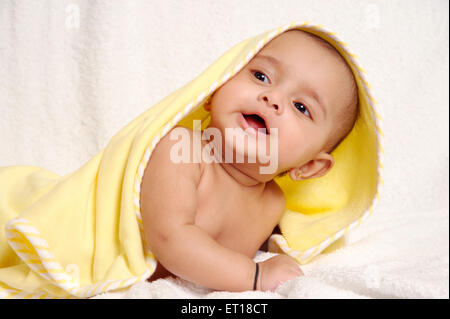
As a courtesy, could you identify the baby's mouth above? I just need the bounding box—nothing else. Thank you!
[242,113,269,134]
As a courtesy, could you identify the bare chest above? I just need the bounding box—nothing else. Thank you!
[195,164,275,258]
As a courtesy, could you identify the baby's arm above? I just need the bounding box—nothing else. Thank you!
[140,129,255,292]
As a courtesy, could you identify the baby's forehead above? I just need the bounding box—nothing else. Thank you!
[263,30,343,62]
[252,31,355,86]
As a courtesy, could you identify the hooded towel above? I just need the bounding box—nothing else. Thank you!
[0,21,383,299]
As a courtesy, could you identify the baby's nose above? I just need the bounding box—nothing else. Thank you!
[262,96,279,111]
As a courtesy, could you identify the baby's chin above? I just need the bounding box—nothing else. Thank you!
[224,130,279,176]
[201,122,280,178]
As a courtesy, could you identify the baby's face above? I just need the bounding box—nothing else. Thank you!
[206,30,355,182]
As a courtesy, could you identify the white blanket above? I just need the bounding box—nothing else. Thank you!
[92,207,448,299]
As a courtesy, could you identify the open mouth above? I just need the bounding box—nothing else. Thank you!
[242,113,269,134]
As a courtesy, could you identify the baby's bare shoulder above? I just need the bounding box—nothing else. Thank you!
[140,126,202,238]
[140,125,202,214]
[144,125,199,172]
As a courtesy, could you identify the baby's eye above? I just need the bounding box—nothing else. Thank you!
[294,102,311,118]
[253,71,269,84]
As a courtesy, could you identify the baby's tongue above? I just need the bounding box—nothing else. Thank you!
[245,115,265,130]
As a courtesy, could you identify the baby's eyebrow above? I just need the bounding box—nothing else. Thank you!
[252,54,327,118]
[253,54,283,69]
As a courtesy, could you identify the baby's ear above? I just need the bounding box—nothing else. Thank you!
[291,153,335,181]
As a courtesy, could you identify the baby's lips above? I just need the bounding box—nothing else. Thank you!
[241,112,271,135]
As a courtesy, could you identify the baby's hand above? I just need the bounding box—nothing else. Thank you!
[257,255,304,291]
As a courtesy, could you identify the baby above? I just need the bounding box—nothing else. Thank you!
[140,30,359,292]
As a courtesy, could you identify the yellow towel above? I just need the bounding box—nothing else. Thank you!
[0,21,383,299]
